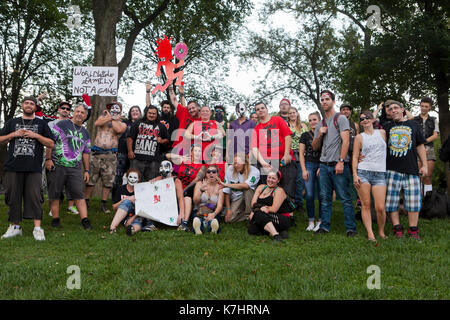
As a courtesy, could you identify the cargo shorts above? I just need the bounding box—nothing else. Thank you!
[87,152,117,188]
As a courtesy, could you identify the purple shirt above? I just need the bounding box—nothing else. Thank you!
[227,118,256,156]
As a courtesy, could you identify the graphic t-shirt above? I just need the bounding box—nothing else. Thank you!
[128,120,169,162]
[299,130,321,163]
[173,104,200,147]
[118,119,133,154]
[384,120,426,175]
[176,162,204,189]
[251,116,293,160]
[1,117,54,173]
[112,184,135,220]
[191,120,220,159]
[223,165,260,201]
[49,119,91,168]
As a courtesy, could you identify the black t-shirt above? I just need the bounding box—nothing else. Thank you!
[112,184,134,204]
[1,117,54,173]
[128,120,169,162]
[159,114,179,154]
[384,120,426,175]
[299,130,321,163]
[118,119,133,154]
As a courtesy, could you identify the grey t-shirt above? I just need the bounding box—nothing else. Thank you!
[314,113,350,162]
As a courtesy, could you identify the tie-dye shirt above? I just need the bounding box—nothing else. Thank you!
[49,119,91,168]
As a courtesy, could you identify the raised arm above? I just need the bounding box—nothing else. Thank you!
[145,81,152,107]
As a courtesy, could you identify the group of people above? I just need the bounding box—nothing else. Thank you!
[0,84,439,242]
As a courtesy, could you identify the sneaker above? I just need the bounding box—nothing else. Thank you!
[67,206,79,215]
[51,218,61,228]
[280,230,289,239]
[142,221,157,232]
[193,217,202,235]
[313,221,321,232]
[101,202,111,214]
[347,230,357,237]
[126,225,135,236]
[48,210,53,217]
[81,218,92,230]
[393,224,404,238]
[273,234,283,242]
[177,220,189,232]
[306,222,315,231]
[33,227,45,241]
[408,227,421,241]
[211,219,219,234]
[314,228,328,235]
[1,225,22,239]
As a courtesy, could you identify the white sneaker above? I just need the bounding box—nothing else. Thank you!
[306,222,315,231]
[193,217,202,235]
[48,210,53,217]
[67,206,79,215]
[33,227,46,241]
[1,224,22,239]
[211,219,219,234]
[313,221,321,232]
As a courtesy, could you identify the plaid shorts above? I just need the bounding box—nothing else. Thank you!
[385,170,422,213]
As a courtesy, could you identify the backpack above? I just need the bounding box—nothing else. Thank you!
[322,112,354,155]
[439,135,450,162]
[420,190,450,219]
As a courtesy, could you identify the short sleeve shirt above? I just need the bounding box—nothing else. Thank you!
[314,113,350,162]
[300,130,321,163]
[251,116,293,160]
[49,119,91,168]
[128,120,169,162]
[223,165,260,201]
[1,117,54,173]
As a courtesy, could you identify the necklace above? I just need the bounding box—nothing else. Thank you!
[71,120,83,136]
[21,117,34,127]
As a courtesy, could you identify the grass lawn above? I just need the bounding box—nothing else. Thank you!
[0,196,448,300]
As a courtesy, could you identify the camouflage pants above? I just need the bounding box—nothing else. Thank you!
[87,152,117,188]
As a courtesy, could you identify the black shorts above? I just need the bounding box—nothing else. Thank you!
[47,165,84,200]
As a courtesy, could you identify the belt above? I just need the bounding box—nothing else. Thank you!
[91,146,118,154]
[321,161,337,166]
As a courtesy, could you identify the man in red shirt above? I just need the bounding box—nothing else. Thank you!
[251,102,297,210]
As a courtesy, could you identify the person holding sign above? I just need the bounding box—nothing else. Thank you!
[84,101,126,214]
[192,165,224,234]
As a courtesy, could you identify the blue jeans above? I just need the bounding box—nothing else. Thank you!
[319,163,356,232]
[295,162,304,207]
[304,162,322,221]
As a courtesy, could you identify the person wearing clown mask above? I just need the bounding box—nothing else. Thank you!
[226,102,256,164]
[148,160,188,231]
[109,168,157,234]
[85,101,126,214]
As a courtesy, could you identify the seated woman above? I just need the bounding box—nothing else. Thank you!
[148,160,188,231]
[166,144,206,222]
[109,169,157,235]
[219,153,260,223]
[192,165,224,234]
[248,170,292,242]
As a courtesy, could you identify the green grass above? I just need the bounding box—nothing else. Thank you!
[0,196,449,300]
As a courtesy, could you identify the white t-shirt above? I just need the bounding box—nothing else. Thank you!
[223,165,260,201]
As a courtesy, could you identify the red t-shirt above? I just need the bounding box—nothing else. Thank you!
[176,162,204,189]
[251,116,293,160]
[173,104,200,147]
[191,120,219,158]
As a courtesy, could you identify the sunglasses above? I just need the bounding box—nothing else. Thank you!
[60,107,71,111]
[206,170,218,174]
[359,117,372,122]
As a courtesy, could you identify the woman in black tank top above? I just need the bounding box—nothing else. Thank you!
[248,171,291,241]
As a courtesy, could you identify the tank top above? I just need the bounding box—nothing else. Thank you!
[358,130,386,172]
[257,186,291,216]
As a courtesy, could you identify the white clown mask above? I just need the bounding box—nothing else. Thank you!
[235,102,247,117]
[127,172,139,186]
[159,160,173,178]
[110,104,122,116]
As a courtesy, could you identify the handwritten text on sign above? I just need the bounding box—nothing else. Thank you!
[134,178,178,226]
[72,66,118,96]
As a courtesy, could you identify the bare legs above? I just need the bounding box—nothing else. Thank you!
[357,183,386,240]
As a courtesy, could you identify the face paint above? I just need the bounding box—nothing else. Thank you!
[159,160,173,178]
[214,107,224,122]
[235,102,247,118]
[127,172,139,186]
[110,104,121,116]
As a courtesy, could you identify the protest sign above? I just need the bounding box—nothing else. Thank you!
[72,66,118,96]
[134,178,178,226]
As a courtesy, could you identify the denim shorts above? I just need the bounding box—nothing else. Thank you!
[118,199,135,214]
[357,169,386,186]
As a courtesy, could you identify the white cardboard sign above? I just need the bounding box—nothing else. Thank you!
[72,66,118,96]
[134,178,178,226]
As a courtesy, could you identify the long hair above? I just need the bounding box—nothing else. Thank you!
[232,153,251,181]
[128,105,142,122]
[288,107,302,132]
[142,105,159,123]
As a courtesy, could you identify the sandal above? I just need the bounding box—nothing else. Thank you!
[368,237,377,242]
[109,228,117,234]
